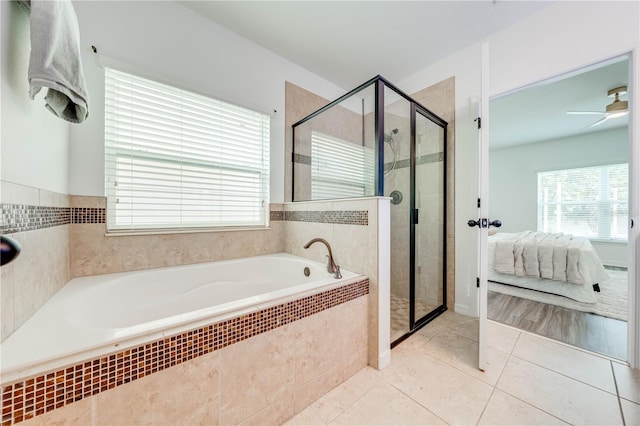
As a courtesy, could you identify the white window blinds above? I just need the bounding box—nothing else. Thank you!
[104,68,270,232]
[537,163,628,241]
[310,132,375,200]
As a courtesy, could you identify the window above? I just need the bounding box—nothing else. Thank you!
[310,132,375,199]
[104,68,270,232]
[537,163,628,241]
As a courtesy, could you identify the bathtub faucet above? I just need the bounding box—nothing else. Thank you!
[303,238,342,279]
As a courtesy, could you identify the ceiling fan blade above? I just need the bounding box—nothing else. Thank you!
[586,116,610,128]
[567,111,606,115]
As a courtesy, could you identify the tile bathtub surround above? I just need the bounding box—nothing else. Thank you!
[1,279,369,425]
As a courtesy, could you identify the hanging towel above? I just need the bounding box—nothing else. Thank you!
[27,0,89,123]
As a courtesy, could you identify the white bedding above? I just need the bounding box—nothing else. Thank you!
[488,232,609,303]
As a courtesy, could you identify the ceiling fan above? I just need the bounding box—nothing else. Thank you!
[567,86,628,128]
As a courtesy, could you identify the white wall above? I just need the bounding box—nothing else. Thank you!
[1,0,70,194]
[490,127,629,267]
[490,127,628,232]
[399,0,640,317]
[399,43,482,316]
[68,1,345,202]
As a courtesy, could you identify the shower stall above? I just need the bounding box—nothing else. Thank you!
[292,76,447,345]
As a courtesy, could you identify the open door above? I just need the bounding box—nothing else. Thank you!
[468,42,500,371]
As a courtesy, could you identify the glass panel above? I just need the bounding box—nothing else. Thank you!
[414,111,445,321]
[293,84,376,201]
[384,88,412,342]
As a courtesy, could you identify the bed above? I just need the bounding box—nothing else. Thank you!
[488,231,609,303]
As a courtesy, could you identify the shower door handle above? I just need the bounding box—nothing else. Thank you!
[413,209,419,224]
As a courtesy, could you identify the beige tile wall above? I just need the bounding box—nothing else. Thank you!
[69,196,286,278]
[283,198,385,369]
[411,77,456,310]
[1,181,70,342]
[19,295,368,426]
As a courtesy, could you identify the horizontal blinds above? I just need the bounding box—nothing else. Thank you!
[311,132,375,200]
[537,163,628,240]
[105,68,270,231]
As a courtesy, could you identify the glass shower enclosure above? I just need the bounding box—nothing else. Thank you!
[292,76,447,345]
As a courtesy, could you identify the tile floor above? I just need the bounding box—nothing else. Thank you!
[390,294,437,343]
[285,311,640,425]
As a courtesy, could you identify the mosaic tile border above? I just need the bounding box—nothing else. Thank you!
[384,151,444,172]
[1,278,369,425]
[71,208,105,225]
[0,205,107,233]
[270,210,285,221]
[285,210,368,226]
[292,153,312,165]
[0,205,71,233]
[1,204,366,230]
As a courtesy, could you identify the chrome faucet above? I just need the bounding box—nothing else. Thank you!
[303,238,342,279]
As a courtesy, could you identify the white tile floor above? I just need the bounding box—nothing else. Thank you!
[285,311,640,426]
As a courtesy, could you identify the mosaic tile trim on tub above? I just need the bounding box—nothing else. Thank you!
[1,278,369,425]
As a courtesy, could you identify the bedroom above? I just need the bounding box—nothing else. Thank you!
[488,57,629,360]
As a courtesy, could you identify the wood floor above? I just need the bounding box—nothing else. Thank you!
[488,290,627,360]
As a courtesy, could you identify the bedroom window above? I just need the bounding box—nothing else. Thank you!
[537,163,628,241]
[310,132,375,199]
[104,68,270,233]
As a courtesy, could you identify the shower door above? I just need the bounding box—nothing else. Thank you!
[410,105,446,329]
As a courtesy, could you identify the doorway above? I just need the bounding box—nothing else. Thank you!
[487,56,631,360]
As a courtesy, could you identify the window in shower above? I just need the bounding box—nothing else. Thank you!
[104,67,270,233]
[311,132,375,199]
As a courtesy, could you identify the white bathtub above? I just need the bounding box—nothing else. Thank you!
[1,253,363,383]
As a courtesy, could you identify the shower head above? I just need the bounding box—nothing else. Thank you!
[384,128,399,143]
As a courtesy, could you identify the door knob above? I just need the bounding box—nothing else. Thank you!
[468,218,502,228]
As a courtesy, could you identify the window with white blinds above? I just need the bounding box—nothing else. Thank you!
[310,132,375,200]
[537,163,628,241]
[104,68,270,232]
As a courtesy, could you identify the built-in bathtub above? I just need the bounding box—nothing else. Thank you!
[1,253,370,425]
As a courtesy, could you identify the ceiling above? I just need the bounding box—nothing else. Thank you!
[490,57,629,149]
[178,1,627,147]
[180,1,553,90]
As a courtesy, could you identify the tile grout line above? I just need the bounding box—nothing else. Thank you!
[474,331,522,425]
[499,333,572,426]
[494,386,572,425]
[383,332,458,425]
[611,360,627,426]
[508,351,619,398]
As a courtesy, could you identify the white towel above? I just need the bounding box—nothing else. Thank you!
[28,0,89,123]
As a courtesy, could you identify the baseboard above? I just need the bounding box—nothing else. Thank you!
[378,349,391,369]
[454,302,476,317]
